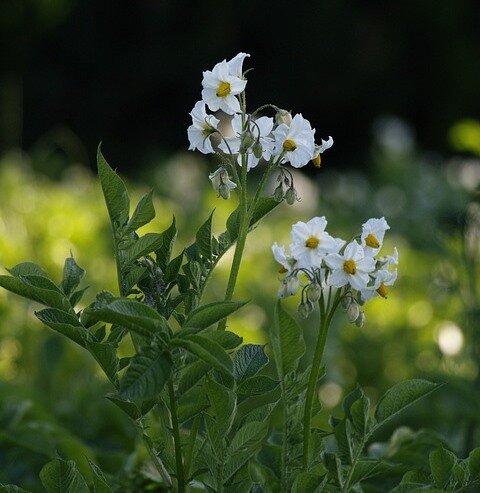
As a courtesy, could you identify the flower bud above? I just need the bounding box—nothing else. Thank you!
[341,296,352,310]
[273,184,284,202]
[306,282,322,303]
[275,109,293,126]
[209,167,237,200]
[285,186,298,205]
[298,300,314,318]
[346,301,360,323]
[239,130,254,154]
[355,311,366,328]
[252,140,263,159]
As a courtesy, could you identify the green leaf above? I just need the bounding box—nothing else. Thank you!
[343,386,370,436]
[237,376,279,396]
[469,447,480,479]
[233,344,268,382]
[87,460,113,493]
[171,334,233,375]
[7,261,48,278]
[0,275,70,311]
[165,250,184,284]
[39,458,89,493]
[206,378,236,434]
[97,145,130,228]
[270,301,305,380]
[155,217,177,272]
[331,417,354,464]
[126,190,155,232]
[183,300,247,332]
[291,472,326,493]
[86,298,169,340]
[123,233,166,263]
[228,421,268,456]
[350,459,390,485]
[374,379,441,430]
[226,197,279,244]
[36,308,93,347]
[105,393,141,420]
[429,448,456,489]
[177,401,209,424]
[61,256,85,296]
[86,341,119,386]
[69,287,89,308]
[0,486,31,493]
[119,346,172,402]
[203,330,243,350]
[324,452,343,488]
[196,211,214,260]
[178,360,210,395]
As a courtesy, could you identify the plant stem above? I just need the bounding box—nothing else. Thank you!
[218,143,249,330]
[168,379,186,492]
[142,432,173,488]
[302,290,342,470]
[281,384,289,492]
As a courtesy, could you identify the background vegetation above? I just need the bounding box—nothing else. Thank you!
[1,1,480,490]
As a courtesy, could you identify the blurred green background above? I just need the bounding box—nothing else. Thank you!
[1,1,480,490]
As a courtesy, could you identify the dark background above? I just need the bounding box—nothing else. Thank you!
[1,0,480,176]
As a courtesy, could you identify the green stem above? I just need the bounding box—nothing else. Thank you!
[168,379,186,492]
[281,384,289,492]
[142,432,173,488]
[302,290,342,470]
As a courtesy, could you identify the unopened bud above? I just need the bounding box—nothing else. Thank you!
[355,311,366,327]
[306,282,322,303]
[239,130,254,154]
[275,109,293,126]
[252,140,263,159]
[285,186,298,205]
[273,184,284,202]
[209,167,237,200]
[341,296,352,310]
[298,300,314,318]
[218,182,231,200]
[346,301,360,323]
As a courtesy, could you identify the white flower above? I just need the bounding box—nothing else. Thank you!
[360,268,398,302]
[187,102,220,154]
[201,58,248,115]
[325,241,376,291]
[227,52,250,78]
[219,114,275,170]
[361,217,390,256]
[272,114,316,168]
[209,167,237,199]
[312,136,334,167]
[272,242,296,274]
[290,217,337,269]
[278,276,300,298]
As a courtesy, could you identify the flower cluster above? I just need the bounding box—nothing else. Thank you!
[272,216,398,325]
[187,53,334,198]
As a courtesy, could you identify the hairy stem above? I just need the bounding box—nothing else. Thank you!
[168,379,186,492]
[303,290,342,469]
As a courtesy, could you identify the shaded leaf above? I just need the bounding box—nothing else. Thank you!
[374,379,441,430]
[61,256,85,296]
[155,217,177,272]
[196,211,214,260]
[39,459,89,493]
[183,301,247,332]
[119,347,172,402]
[171,334,233,375]
[429,448,456,489]
[7,262,48,278]
[237,376,279,396]
[36,308,93,347]
[87,341,119,386]
[233,344,268,382]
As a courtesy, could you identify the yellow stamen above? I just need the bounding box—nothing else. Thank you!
[216,81,231,97]
[376,282,388,298]
[278,265,288,274]
[312,154,321,167]
[343,259,357,275]
[305,236,319,249]
[365,233,380,249]
[283,139,297,152]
